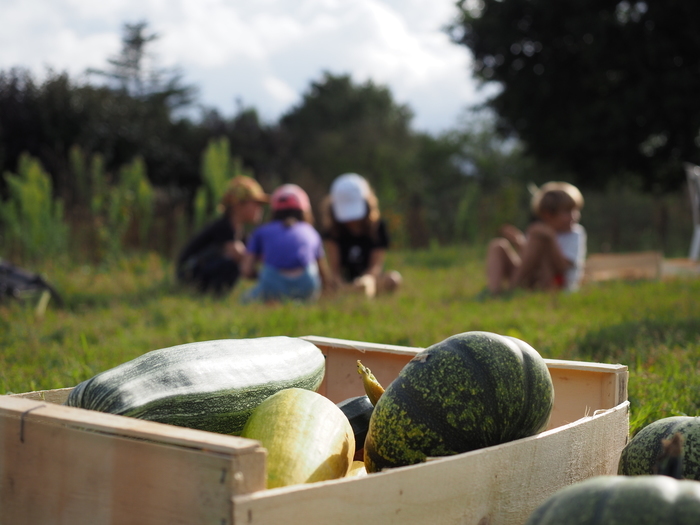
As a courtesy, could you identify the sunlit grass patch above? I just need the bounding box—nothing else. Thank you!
[2,247,699,436]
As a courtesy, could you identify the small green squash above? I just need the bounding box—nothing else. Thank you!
[65,336,325,435]
[364,331,554,472]
[525,475,700,525]
[619,416,700,480]
[241,388,355,488]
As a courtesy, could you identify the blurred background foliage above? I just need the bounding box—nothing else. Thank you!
[450,0,700,192]
[1,13,698,265]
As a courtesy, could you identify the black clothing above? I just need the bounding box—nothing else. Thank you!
[0,260,64,306]
[324,220,390,281]
[177,216,241,294]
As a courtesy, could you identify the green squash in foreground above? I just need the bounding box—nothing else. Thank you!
[65,336,325,435]
[364,331,554,472]
[525,475,700,525]
[619,416,700,480]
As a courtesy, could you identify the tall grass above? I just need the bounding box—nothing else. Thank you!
[0,153,68,261]
[194,137,254,230]
[1,245,698,435]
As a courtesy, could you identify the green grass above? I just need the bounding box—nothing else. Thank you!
[2,246,699,435]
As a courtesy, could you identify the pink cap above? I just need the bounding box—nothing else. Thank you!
[271,184,311,212]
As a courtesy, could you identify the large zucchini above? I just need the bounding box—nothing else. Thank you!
[64,336,326,435]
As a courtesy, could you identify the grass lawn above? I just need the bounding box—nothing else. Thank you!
[1,245,699,435]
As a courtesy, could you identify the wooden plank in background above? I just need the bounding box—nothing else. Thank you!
[583,251,662,282]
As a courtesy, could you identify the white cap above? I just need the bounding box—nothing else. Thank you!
[330,173,370,222]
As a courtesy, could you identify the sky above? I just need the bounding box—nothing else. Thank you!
[0,0,488,134]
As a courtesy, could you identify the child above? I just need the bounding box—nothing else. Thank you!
[176,175,268,295]
[240,184,328,302]
[321,173,402,297]
[485,181,586,294]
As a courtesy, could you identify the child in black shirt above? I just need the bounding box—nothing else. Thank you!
[321,173,402,297]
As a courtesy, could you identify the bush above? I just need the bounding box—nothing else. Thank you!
[0,153,69,262]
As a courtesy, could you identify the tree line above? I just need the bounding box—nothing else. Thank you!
[0,22,545,256]
[1,15,697,263]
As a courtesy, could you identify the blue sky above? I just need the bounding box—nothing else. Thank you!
[0,0,488,134]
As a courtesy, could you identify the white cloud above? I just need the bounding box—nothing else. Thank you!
[0,0,482,133]
[262,76,298,108]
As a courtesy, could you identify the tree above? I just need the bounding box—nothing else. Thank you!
[450,0,700,192]
[0,19,207,197]
[278,72,420,205]
[88,21,196,109]
[200,104,279,190]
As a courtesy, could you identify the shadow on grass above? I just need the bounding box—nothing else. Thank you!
[571,317,700,363]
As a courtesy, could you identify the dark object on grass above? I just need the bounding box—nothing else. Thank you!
[0,260,64,307]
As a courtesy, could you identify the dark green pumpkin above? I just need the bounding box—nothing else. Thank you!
[363,331,554,472]
[525,475,700,525]
[65,336,325,435]
[337,395,374,453]
[619,416,700,480]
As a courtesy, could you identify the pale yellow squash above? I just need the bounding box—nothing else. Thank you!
[241,388,355,488]
[347,460,367,477]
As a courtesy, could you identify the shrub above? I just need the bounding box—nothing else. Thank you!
[0,153,69,262]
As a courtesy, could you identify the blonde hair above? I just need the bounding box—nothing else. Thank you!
[530,181,584,217]
[219,175,268,213]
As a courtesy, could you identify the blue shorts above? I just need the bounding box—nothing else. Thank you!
[242,263,321,303]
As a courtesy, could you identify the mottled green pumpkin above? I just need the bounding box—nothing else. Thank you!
[619,416,700,480]
[525,475,700,525]
[363,331,554,472]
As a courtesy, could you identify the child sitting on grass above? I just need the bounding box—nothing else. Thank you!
[485,181,587,295]
[240,184,328,303]
[176,175,268,295]
[321,173,402,298]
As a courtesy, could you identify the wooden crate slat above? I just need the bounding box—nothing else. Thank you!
[232,402,629,525]
[0,336,630,525]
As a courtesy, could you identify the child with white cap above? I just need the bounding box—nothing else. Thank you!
[321,173,402,297]
[240,184,328,302]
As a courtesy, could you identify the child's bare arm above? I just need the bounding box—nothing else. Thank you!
[499,224,526,253]
[527,222,572,273]
[240,251,257,279]
[317,256,334,291]
[322,240,344,287]
[363,248,386,279]
[223,240,246,262]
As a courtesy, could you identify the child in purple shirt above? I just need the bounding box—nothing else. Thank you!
[241,184,328,302]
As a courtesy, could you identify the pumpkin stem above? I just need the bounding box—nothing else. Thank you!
[654,432,684,480]
[357,360,385,406]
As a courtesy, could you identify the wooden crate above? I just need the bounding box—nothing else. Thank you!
[662,257,700,278]
[583,251,663,283]
[0,336,629,525]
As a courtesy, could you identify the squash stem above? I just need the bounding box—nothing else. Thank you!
[654,432,684,480]
[357,360,385,406]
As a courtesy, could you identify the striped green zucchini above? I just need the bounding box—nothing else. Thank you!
[64,336,326,435]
